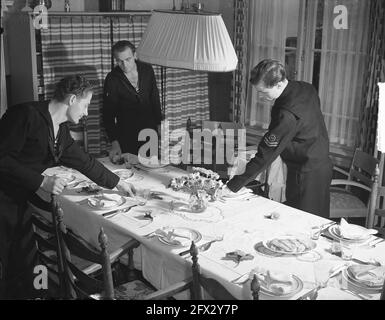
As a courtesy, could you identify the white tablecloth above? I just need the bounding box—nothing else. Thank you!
[35,156,385,300]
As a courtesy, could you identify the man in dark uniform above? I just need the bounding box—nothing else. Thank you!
[0,75,136,299]
[224,59,332,217]
[103,40,162,160]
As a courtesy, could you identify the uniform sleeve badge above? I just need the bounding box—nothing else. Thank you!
[263,133,279,147]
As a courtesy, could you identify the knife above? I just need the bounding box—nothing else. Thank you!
[102,204,138,217]
[320,233,335,241]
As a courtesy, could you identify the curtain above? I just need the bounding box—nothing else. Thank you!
[0,4,7,118]
[232,0,249,124]
[245,0,289,128]
[318,0,369,148]
[357,0,385,156]
[41,15,111,156]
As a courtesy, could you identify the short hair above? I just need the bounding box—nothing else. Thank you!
[112,40,136,56]
[53,75,93,102]
[249,59,286,88]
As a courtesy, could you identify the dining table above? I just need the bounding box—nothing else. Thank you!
[33,154,385,300]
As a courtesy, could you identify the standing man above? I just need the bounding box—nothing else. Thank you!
[103,40,162,161]
[224,59,332,217]
[0,75,136,299]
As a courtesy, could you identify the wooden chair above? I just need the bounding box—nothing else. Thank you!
[31,196,146,299]
[330,149,379,223]
[69,118,88,152]
[144,241,260,300]
[366,168,385,236]
[197,121,269,197]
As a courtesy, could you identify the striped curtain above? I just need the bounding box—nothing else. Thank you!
[41,14,210,158]
[40,15,111,156]
[232,0,249,124]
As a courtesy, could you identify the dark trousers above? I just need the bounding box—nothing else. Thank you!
[0,191,38,299]
[285,161,332,218]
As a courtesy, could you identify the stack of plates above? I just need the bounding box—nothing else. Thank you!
[342,265,384,293]
[328,224,373,243]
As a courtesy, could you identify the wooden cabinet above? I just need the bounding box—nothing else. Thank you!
[5,12,43,105]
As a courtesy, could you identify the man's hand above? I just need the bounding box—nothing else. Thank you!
[221,185,235,198]
[40,176,67,195]
[116,179,136,197]
[109,140,122,163]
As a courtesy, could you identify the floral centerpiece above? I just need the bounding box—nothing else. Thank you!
[168,167,224,212]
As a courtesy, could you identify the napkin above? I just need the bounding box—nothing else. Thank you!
[339,218,377,239]
[54,173,74,182]
[88,193,122,208]
[349,265,385,287]
[223,187,252,199]
[154,228,192,246]
[256,270,294,295]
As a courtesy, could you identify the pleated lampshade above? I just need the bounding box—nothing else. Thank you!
[137,10,238,72]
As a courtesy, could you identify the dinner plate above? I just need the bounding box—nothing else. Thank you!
[259,274,303,298]
[54,173,76,184]
[87,195,126,210]
[113,169,135,180]
[345,266,384,289]
[262,235,316,255]
[157,227,202,247]
[342,269,382,293]
[138,162,168,169]
[328,224,371,242]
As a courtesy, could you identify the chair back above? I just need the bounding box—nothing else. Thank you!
[69,118,88,152]
[32,196,115,299]
[189,242,260,300]
[349,149,378,187]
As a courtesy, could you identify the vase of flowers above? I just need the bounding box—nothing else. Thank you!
[188,190,209,213]
[168,167,223,212]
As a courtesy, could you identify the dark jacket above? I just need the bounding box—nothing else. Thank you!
[102,61,162,154]
[227,81,331,192]
[0,101,119,201]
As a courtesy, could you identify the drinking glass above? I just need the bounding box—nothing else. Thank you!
[340,239,355,260]
[310,226,321,240]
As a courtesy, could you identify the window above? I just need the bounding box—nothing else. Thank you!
[244,0,370,151]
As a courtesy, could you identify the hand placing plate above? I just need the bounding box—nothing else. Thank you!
[262,235,316,255]
[88,193,126,210]
[54,173,76,184]
[113,169,134,180]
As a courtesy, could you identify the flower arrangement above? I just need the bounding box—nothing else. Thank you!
[168,167,224,201]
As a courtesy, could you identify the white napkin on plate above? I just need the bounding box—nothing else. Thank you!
[254,269,294,295]
[223,187,252,199]
[349,265,385,287]
[154,228,192,246]
[89,193,121,208]
[339,218,377,239]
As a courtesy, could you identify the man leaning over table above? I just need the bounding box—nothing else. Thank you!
[222,59,332,218]
[0,75,136,300]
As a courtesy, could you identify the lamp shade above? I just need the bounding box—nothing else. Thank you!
[137,10,238,72]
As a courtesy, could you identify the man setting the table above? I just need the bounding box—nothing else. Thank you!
[0,75,136,299]
[223,59,332,218]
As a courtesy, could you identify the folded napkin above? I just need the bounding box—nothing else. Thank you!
[339,218,377,240]
[88,193,122,208]
[154,228,192,246]
[223,187,252,199]
[349,265,385,287]
[249,268,294,295]
[254,269,294,295]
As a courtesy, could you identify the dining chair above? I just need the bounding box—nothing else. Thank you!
[144,241,260,300]
[329,149,379,223]
[198,121,269,197]
[31,196,142,299]
[69,118,88,152]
